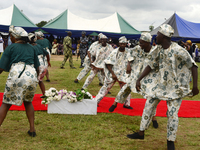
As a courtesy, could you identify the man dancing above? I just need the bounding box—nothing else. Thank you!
[108,33,158,127]
[74,33,104,85]
[127,24,199,150]
[94,36,132,109]
[81,34,113,89]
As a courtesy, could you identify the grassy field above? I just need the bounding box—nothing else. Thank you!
[0,55,200,150]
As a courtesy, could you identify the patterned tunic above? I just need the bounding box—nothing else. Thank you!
[91,44,113,69]
[60,36,74,68]
[141,42,197,100]
[114,45,156,104]
[104,47,129,83]
[127,45,156,93]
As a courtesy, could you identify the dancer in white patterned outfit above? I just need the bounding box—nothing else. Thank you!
[0,26,40,137]
[82,34,113,89]
[108,33,158,128]
[74,33,104,85]
[94,36,132,109]
[127,24,199,150]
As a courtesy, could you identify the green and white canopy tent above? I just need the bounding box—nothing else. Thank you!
[42,9,141,39]
[0,4,38,33]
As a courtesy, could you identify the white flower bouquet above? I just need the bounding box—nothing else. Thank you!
[41,88,93,105]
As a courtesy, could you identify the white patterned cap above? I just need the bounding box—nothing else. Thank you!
[100,34,107,39]
[28,33,37,42]
[159,24,174,37]
[119,36,127,43]
[35,31,44,37]
[9,25,28,38]
[140,32,152,43]
[98,33,103,37]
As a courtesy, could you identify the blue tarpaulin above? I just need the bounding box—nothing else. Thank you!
[151,13,200,42]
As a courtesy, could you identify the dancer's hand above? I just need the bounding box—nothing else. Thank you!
[48,62,51,67]
[136,80,141,92]
[126,62,131,74]
[112,73,118,81]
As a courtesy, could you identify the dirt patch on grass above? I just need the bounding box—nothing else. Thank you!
[51,55,64,61]
[50,55,77,61]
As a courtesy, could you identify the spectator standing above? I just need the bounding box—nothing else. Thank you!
[60,31,76,69]
[79,31,88,68]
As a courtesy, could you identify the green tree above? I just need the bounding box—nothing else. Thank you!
[36,21,48,27]
[149,25,154,31]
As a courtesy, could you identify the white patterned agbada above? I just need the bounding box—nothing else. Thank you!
[115,45,157,103]
[91,43,113,69]
[141,42,197,100]
[94,36,131,106]
[82,43,113,89]
[76,41,103,83]
[104,47,130,83]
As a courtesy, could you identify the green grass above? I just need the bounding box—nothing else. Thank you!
[0,55,200,150]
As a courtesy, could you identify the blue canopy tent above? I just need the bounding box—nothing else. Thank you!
[151,13,200,42]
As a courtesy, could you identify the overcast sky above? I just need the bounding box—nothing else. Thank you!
[1,0,200,31]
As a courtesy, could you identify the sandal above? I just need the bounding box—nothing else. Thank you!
[28,130,36,137]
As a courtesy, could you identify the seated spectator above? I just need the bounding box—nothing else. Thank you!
[51,39,58,55]
[57,41,63,55]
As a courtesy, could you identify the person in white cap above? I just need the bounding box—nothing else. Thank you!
[74,33,104,85]
[0,26,40,137]
[35,31,52,82]
[127,24,199,150]
[81,34,113,89]
[108,33,158,128]
[94,36,133,109]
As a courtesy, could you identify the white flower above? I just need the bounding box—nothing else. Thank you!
[81,90,86,94]
[62,95,68,99]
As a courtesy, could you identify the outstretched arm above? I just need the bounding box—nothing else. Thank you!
[87,51,92,63]
[136,65,152,91]
[191,65,199,96]
[46,54,51,67]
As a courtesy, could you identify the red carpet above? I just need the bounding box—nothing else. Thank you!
[0,93,200,118]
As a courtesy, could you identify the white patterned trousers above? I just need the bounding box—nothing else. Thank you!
[140,97,182,141]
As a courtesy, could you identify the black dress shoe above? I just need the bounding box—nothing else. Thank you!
[167,140,175,150]
[152,120,158,128]
[109,105,117,112]
[74,80,79,83]
[99,83,103,86]
[46,79,50,82]
[127,132,144,139]
[60,67,65,69]
[108,91,111,94]
[40,95,46,98]
[123,105,133,109]
[28,130,36,137]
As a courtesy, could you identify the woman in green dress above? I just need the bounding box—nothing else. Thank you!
[0,26,40,137]
[28,33,51,97]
